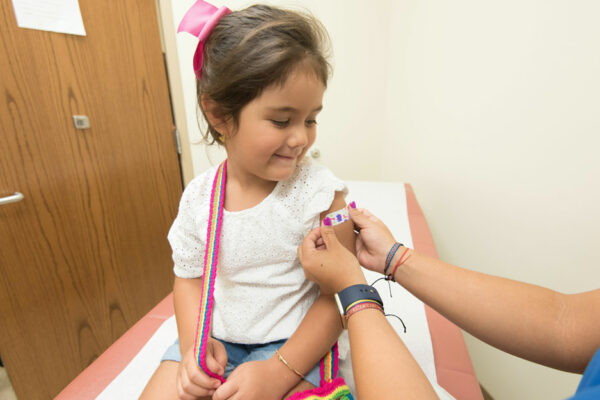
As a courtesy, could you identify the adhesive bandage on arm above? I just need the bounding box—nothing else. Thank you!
[324,202,354,226]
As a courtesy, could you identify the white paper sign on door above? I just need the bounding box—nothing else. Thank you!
[11,0,86,36]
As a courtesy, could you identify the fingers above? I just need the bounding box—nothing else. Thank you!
[183,354,222,394]
[299,226,322,262]
[319,221,340,248]
[177,365,218,399]
[212,379,238,400]
[315,236,325,249]
[213,341,228,373]
[206,348,225,376]
[355,234,365,254]
[349,207,377,228]
[348,207,367,228]
[304,226,322,250]
[206,339,227,376]
[186,371,221,395]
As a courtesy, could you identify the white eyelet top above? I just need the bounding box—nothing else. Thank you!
[168,159,347,343]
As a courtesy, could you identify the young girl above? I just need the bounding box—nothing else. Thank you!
[141,2,355,399]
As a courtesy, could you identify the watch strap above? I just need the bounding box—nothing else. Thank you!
[337,284,383,315]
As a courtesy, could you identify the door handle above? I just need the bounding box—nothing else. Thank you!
[0,192,24,205]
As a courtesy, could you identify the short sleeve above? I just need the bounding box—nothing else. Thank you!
[301,161,348,233]
[568,349,600,400]
[167,175,209,279]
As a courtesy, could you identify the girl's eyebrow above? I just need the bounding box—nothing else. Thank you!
[266,105,323,113]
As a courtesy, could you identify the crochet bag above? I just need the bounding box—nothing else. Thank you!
[194,160,353,399]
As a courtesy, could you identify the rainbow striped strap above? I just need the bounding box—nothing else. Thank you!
[320,343,338,385]
[286,377,353,400]
[193,160,227,383]
[288,344,354,400]
[193,161,352,398]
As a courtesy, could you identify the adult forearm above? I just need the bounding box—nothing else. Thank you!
[393,250,596,372]
[348,308,437,399]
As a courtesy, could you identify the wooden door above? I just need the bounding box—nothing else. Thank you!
[0,1,182,399]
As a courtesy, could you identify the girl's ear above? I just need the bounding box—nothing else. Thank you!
[201,95,232,137]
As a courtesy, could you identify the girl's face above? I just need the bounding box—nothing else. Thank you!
[223,66,325,185]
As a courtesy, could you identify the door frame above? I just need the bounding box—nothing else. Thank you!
[156,0,194,186]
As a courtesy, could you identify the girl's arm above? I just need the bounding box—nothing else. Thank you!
[273,293,343,390]
[174,277,227,397]
[173,276,203,354]
[270,191,354,388]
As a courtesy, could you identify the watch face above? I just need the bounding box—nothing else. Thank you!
[334,293,348,329]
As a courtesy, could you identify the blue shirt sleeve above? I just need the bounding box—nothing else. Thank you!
[566,348,600,400]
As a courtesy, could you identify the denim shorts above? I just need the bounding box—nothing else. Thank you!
[161,338,321,387]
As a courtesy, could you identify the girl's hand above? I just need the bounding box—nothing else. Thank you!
[212,358,289,400]
[350,207,397,275]
[299,223,366,294]
[176,337,227,399]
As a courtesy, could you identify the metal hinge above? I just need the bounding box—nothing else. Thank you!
[173,127,182,155]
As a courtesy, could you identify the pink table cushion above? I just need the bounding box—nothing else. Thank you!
[406,184,483,400]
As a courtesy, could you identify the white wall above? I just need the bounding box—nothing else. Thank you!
[382,1,600,399]
[168,1,600,398]
[170,0,387,179]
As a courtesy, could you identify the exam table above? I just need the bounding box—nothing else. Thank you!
[56,183,483,399]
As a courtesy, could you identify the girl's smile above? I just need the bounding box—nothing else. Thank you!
[223,64,326,188]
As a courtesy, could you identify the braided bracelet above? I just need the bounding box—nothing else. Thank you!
[384,242,402,275]
[390,248,412,281]
[345,302,384,321]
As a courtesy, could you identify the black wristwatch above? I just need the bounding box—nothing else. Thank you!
[334,284,383,329]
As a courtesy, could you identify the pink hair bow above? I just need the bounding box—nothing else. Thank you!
[178,0,231,79]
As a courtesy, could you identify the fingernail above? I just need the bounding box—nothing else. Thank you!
[349,201,356,209]
[323,217,332,226]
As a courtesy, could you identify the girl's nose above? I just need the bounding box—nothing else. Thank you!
[288,126,309,148]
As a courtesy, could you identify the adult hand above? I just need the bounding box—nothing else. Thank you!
[176,337,227,399]
[299,222,366,294]
[350,207,397,275]
[212,358,288,400]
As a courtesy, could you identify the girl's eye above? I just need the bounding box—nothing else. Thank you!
[305,119,318,126]
[271,120,289,128]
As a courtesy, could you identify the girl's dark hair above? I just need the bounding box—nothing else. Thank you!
[197,4,331,144]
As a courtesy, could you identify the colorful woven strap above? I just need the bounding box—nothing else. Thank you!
[286,343,353,400]
[193,160,227,383]
[320,343,338,385]
[194,160,353,398]
[287,376,353,400]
